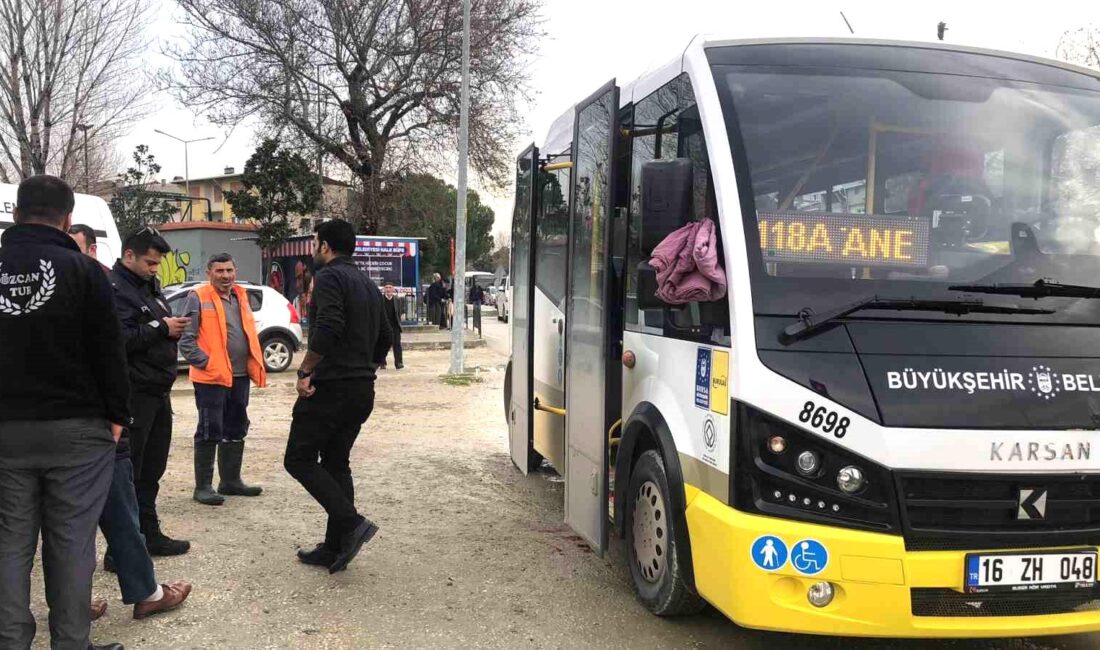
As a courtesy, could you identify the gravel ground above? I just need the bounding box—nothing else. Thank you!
[22,338,1100,649]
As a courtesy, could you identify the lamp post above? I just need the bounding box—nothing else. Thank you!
[76,123,92,193]
[449,0,471,374]
[153,129,215,220]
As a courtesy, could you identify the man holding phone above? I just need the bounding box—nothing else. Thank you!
[108,228,192,557]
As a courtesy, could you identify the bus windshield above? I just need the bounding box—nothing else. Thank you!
[713,49,1100,324]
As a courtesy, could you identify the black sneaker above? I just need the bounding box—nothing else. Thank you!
[146,531,191,556]
[395,364,404,369]
[297,543,337,567]
[329,519,379,574]
[142,520,192,557]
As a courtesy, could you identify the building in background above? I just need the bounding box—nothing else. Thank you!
[173,167,354,230]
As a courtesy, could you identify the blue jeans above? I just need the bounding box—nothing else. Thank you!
[194,377,251,442]
[98,457,158,604]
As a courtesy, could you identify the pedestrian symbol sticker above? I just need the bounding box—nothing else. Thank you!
[750,535,788,571]
[790,539,829,575]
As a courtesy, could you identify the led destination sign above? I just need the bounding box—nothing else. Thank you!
[757,212,931,268]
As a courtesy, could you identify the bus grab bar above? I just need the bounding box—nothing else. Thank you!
[533,397,566,417]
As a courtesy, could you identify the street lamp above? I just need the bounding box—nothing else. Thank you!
[153,129,215,220]
[76,123,92,193]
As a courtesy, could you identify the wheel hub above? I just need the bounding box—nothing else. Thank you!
[265,342,290,368]
[632,479,667,584]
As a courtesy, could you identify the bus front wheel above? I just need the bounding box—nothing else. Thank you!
[626,449,705,616]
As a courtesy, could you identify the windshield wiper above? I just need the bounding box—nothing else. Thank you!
[949,279,1100,300]
[781,296,1055,344]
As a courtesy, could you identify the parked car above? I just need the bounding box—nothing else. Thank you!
[497,277,510,322]
[164,281,303,373]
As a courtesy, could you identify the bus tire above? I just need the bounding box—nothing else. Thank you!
[626,449,705,616]
[504,360,513,424]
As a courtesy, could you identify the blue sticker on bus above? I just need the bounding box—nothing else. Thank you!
[750,535,788,571]
[695,347,711,410]
[791,539,829,575]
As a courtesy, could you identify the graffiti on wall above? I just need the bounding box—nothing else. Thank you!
[159,250,192,287]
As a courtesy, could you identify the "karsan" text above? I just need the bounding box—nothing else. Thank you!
[991,441,1091,462]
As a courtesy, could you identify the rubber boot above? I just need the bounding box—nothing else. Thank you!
[140,514,191,556]
[217,440,263,496]
[193,441,225,506]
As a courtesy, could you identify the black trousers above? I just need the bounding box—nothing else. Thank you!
[129,392,173,523]
[385,330,403,367]
[284,378,375,548]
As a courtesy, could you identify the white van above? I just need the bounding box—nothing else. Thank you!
[0,182,123,266]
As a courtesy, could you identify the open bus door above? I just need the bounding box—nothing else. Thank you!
[564,81,620,555]
[508,145,539,474]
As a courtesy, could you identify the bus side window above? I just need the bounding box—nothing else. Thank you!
[626,77,680,329]
[625,74,731,345]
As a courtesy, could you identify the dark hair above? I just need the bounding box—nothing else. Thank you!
[16,175,75,225]
[67,223,96,246]
[383,281,394,287]
[207,252,236,269]
[314,219,355,257]
[123,228,170,256]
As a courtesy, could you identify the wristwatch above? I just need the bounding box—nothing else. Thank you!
[297,369,312,380]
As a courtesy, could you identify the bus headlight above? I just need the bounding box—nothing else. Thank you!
[837,466,866,494]
[734,404,897,533]
[796,451,820,476]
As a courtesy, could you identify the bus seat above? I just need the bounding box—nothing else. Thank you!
[641,158,693,255]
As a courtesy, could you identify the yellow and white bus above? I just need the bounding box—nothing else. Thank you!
[504,36,1100,637]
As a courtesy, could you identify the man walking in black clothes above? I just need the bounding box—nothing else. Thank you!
[108,229,192,557]
[0,175,129,650]
[381,282,403,369]
[426,272,445,327]
[285,219,391,574]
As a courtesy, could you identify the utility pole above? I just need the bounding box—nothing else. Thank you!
[76,123,92,193]
[154,129,215,220]
[449,0,471,374]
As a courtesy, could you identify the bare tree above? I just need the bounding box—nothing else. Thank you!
[164,0,541,234]
[1057,26,1100,70]
[0,0,155,185]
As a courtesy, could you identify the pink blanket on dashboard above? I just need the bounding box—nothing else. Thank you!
[648,219,726,304]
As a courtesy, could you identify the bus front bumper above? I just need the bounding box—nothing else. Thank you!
[684,486,1100,638]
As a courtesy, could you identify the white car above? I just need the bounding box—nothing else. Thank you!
[165,281,303,373]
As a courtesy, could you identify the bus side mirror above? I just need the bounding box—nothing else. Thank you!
[641,158,693,254]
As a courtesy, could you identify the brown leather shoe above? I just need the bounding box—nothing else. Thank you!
[90,597,108,621]
[133,580,193,620]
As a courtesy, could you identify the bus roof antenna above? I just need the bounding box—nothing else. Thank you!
[937,21,948,41]
[840,12,855,35]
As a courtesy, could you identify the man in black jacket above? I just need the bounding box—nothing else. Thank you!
[285,219,391,574]
[380,282,404,369]
[109,229,192,557]
[0,175,129,650]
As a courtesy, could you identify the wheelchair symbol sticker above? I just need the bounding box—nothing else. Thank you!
[790,539,829,575]
[750,535,788,571]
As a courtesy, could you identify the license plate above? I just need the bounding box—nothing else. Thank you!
[965,550,1098,593]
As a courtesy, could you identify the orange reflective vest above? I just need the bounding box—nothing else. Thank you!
[188,283,267,389]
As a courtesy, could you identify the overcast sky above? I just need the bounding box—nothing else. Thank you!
[123,1,1097,240]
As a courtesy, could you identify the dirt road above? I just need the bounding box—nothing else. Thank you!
[24,334,1100,649]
